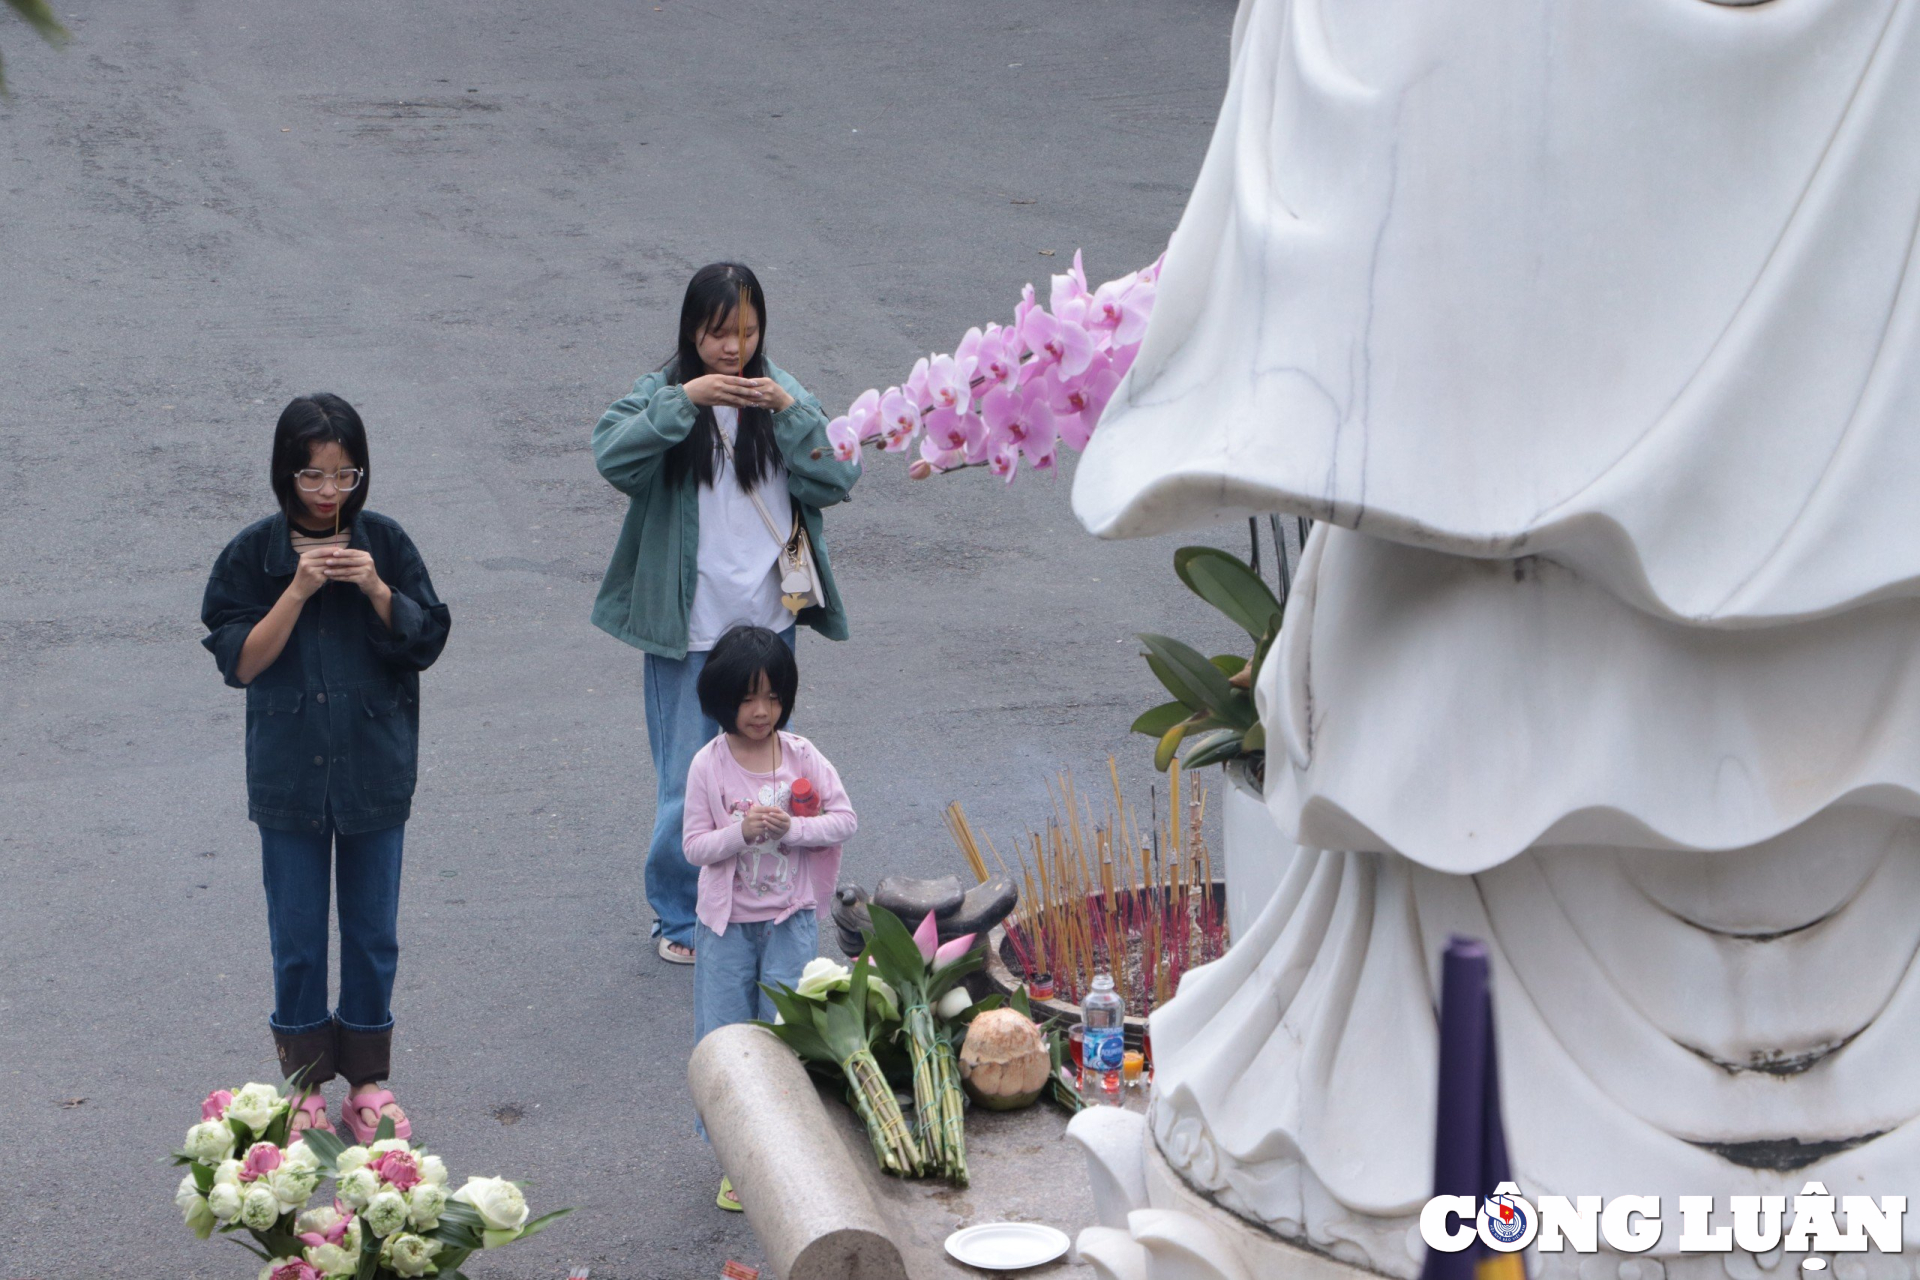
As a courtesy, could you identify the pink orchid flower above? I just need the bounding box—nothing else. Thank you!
[912,911,940,964]
[917,435,966,474]
[933,933,977,967]
[201,1089,233,1122]
[1089,274,1152,349]
[981,384,1057,465]
[957,323,1018,390]
[987,444,1019,482]
[877,387,920,452]
[1049,250,1091,327]
[826,418,861,463]
[1019,308,1095,380]
[904,356,931,410]
[371,1149,422,1191]
[924,354,971,414]
[239,1141,283,1183]
[922,404,984,455]
[1048,356,1123,452]
[1013,282,1039,340]
[845,388,882,442]
[946,331,982,384]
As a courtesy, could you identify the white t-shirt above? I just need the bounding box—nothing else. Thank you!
[687,406,793,651]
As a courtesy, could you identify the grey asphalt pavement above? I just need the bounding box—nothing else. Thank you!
[0,2,1238,1275]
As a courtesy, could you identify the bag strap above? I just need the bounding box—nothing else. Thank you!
[716,419,800,546]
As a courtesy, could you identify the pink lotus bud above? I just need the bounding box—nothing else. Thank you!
[912,911,940,964]
[239,1141,282,1183]
[933,933,977,967]
[201,1089,233,1122]
[372,1149,421,1190]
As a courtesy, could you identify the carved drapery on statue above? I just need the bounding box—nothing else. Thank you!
[1069,0,1920,1274]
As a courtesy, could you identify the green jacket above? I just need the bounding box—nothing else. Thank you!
[591,361,860,659]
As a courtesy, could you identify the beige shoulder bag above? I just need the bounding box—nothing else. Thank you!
[718,422,824,615]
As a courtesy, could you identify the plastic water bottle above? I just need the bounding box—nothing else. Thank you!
[1081,973,1125,1103]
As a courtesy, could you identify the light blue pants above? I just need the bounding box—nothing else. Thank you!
[693,913,821,1045]
[640,626,793,949]
[693,912,819,1141]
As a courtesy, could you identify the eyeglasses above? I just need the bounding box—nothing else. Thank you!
[293,468,365,492]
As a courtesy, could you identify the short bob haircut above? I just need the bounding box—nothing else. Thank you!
[697,625,798,733]
[270,392,371,527]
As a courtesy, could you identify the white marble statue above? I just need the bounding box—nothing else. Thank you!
[1069,0,1920,1277]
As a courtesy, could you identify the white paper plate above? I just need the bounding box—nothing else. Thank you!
[944,1221,1072,1270]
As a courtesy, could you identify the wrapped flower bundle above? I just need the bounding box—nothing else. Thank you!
[172,1082,569,1278]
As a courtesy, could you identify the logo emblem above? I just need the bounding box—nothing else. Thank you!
[1480,1190,1533,1249]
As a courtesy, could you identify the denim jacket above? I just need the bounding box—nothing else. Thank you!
[201,511,451,834]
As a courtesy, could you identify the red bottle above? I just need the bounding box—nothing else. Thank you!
[789,777,821,817]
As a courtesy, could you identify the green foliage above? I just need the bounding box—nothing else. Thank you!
[1133,546,1284,772]
[2,0,70,95]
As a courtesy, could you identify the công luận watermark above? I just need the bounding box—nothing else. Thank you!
[1420,1183,1907,1270]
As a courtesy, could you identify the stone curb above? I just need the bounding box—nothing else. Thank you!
[689,1023,909,1280]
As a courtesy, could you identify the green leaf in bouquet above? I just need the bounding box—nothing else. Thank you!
[516,1206,575,1241]
[374,1115,397,1143]
[862,904,930,996]
[1012,985,1032,1020]
[300,1125,348,1168]
[225,1235,271,1261]
[926,949,984,1003]
[191,1161,215,1193]
[1210,653,1248,677]
[226,1116,252,1146]
[436,1201,488,1232]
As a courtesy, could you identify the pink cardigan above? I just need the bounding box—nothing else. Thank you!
[682,731,856,937]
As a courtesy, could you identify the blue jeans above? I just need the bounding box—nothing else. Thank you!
[258,821,405,1035]
[693,914,821,1044]
[642,626,794,949]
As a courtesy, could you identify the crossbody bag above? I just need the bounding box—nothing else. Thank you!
[717,421,824,615]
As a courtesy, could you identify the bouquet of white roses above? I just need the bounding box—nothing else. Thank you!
[172,1082,569,1278]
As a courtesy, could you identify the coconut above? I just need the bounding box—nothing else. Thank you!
[959,1008,1050,1110]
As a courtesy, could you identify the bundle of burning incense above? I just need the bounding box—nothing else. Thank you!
[946,759,1229,1018]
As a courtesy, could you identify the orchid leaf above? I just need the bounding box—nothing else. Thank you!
[1181,727,1246,770]
[1138,634,1252,729]
[1131,699,1190,737]
[1210,654,1247,677]
[1154,719,1189,771]
[1173,545,1286,640]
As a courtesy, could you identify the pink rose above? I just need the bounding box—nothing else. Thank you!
[371,1149,421,1191]
[268,1262,320,1280]
[239,1141,283,1182]
[201,1089,233,1121]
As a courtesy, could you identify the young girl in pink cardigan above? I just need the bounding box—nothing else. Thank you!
[683,624,856,1207]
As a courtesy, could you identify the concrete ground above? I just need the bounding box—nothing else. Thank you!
[0,2,1238,1275]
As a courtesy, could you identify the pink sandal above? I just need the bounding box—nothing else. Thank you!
[341,1087,412,1144]
[289,1092,335,1141]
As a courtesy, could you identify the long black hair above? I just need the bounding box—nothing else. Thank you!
[661,262,781,491]
[270,392,371,527]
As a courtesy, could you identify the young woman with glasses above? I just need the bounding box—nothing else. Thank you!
[200,392,451,1142]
